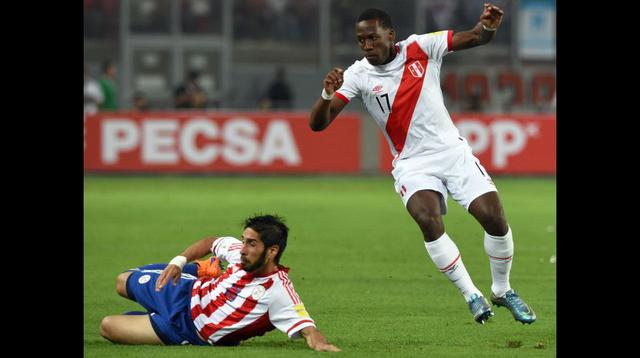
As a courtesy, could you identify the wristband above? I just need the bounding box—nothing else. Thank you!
[321,88,334,101]
[169,255,187,269]
[482,24,497,32]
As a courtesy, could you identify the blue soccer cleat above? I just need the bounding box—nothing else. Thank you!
[467,293,494,324]
[490,289,536,324]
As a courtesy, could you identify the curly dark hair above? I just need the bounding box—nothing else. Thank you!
[243,214,289,264]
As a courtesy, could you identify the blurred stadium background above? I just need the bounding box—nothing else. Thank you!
[84,0,555,356]
[84,0,555,175]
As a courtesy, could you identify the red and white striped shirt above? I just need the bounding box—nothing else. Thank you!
[190,237,316,345]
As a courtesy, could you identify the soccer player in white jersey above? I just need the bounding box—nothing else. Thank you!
[99,215,340,352]
[309,3,535,325]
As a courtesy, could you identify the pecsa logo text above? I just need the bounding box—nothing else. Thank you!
[100,117,301,167]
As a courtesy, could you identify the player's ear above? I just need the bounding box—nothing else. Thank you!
[388,28,395,42]
[267,245,279,261]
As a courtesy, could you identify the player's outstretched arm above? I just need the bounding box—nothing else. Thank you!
[155,236,218,291]
[300,326,341,352]
[450,3,504,52]
[309,67,348,132]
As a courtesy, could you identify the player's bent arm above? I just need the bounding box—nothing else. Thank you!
[451,3,504,51]
[309,97,347,131]
[300,326,341,352]
[155,236,218,291]
[176,236,218,262]
[450,24,495,51]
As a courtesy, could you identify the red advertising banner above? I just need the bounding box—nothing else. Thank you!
[84,112,361,173]
[378,114,556,174]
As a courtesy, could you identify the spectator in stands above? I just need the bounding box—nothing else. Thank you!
[132,91,150,112]
[84,64,104,114]
[174,70,208,109]
[262,67,293,109]
[99,60,118,110]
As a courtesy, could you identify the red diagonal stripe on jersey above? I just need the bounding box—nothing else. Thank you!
[201,279,275,340]
[385,42,428,154]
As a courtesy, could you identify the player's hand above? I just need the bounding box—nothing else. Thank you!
[301,327,341,352]
[155,264,182,291]
[311,342,341,352]
[480,3,504,29]
[323,67,344,95]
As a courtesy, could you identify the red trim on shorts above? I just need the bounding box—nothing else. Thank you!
[439,254,461,272]
[335,92,349,104]
[447,30,453,52]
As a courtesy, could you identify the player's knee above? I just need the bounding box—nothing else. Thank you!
[116,272,131,298]
[413,212,444,241]
[100,316,117,342]
[472,205,507,235]
[483,216,508,236]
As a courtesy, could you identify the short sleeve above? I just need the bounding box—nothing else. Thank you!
[335,63,362,104]
[210,236,243,265]
[268,280,316,339]
[415,30,453,62]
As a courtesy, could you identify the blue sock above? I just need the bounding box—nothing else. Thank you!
[123,311,148,315]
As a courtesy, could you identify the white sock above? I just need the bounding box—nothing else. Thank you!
[484,227,514,297]
[424,233,482,302]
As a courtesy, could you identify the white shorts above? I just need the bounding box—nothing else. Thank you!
[392,144,497,214]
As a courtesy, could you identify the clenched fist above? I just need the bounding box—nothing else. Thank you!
[323,67,344,95]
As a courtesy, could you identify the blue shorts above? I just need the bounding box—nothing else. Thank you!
[126,267,207,345]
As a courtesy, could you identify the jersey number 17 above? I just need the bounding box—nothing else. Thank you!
[375,93,391,114]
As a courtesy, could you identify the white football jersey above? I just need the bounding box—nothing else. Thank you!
[189,237,316,345]
[336,31,464,167]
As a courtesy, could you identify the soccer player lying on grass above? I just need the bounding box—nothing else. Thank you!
[99,214,340,352]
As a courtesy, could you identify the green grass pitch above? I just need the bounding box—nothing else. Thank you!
[84,176,556,357]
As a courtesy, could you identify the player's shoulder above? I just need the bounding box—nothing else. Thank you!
[400,34,421,44]
[344,59,368,75]
[404,31,448,43]
[271,266,296,287]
